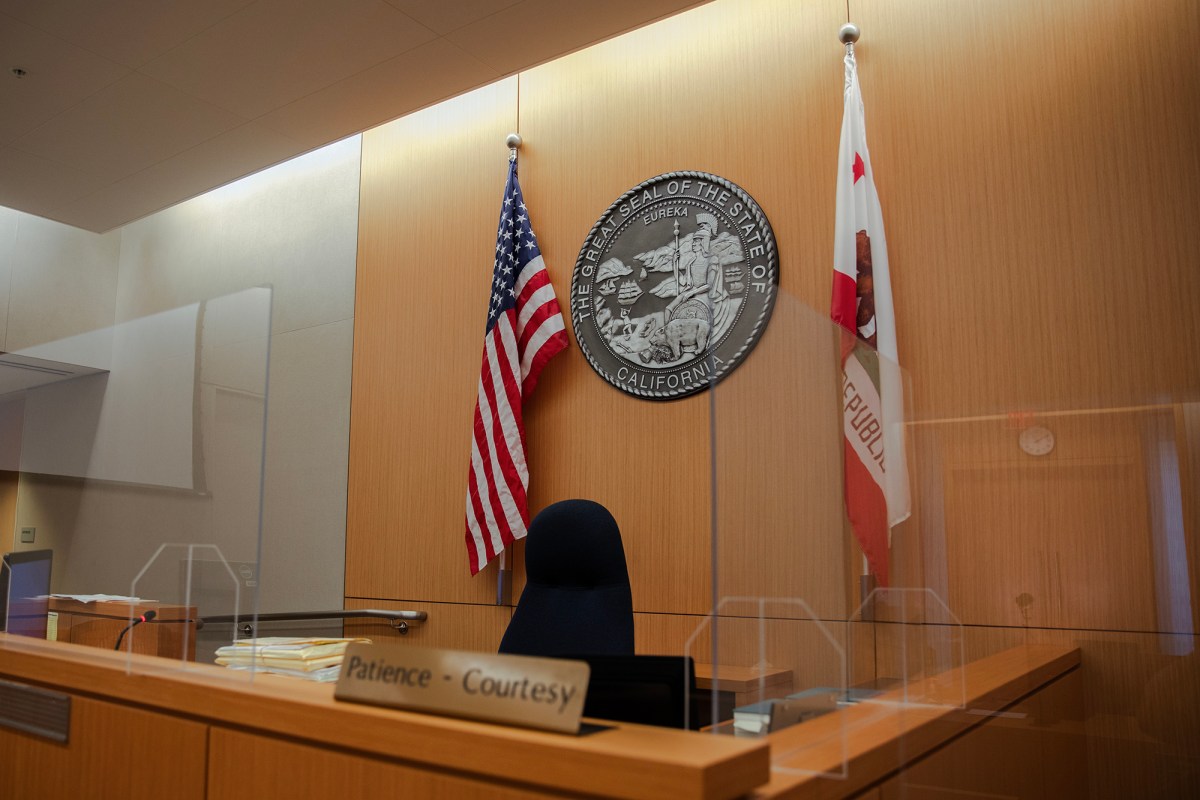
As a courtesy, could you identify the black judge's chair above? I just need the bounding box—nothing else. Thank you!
[498,499,635,657]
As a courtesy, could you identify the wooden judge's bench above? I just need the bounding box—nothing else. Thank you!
[0,633,1084,800]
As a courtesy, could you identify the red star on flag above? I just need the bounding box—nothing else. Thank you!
[852,152,865,184]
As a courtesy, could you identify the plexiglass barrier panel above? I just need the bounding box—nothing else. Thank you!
[896,402,1200,798]
[704,292,959,778]
[847,589,965,709]
[1,287,271,677]
[685,597,850,778]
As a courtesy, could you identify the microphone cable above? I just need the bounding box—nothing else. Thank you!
[113,609,157,651]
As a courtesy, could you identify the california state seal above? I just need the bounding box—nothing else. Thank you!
[570,172,778,400]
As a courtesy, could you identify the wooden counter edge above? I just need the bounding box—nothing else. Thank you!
[695,664,793,692]
[46,598,195,621]
[0,635,768,800]
[750,643,1081,800]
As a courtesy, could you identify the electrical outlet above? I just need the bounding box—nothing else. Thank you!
[19,527,36,544]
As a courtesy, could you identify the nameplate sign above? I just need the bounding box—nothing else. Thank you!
[334,643,590,734]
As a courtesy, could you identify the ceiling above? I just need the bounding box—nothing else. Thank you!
[0,0,706,233]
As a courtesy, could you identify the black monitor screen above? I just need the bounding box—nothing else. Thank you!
[1,549,53,639]
[571,655,698,730]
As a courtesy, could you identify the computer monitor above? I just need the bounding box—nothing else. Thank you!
[0,549,53,639]
[573,654,699,730]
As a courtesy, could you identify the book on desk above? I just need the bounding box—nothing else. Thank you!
[731,687,884,735]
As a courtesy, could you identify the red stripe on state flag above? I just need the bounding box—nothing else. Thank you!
[830,271,859,336]
[843,438,889,584]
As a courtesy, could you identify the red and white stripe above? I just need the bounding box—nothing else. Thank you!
[465,252,567,575]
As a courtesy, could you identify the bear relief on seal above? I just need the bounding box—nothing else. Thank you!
[571,172,778,400]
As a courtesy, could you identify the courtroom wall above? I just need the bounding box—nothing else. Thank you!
[348,0,1200,796]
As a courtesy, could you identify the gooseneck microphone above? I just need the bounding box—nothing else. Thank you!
[113,609,157,651]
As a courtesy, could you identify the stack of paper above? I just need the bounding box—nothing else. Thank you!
[732,689,841,735]
[215,637,370,683]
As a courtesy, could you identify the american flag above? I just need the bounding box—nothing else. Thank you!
[464,160,568,575]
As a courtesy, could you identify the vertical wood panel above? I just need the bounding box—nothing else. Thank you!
[933,411,1161,631]
[208,728,561,800]
[880,670,1088,800]
[347,78,518,604]
[517,0,846,617]
[711,297,853,619]
[0,693,206,800]
[0,469,16,547]
[348,6,1200,792]
[343,597,511,653]
[953,626,1200,800]
[854,0,1200,417]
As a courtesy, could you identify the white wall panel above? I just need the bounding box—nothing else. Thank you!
[5,213,120,351]
[0,207,18,352]
[114,136,362,335]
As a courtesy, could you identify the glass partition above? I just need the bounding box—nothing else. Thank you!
[685,290,963,779]
[686,288,1199,795]
[0,286,271,677]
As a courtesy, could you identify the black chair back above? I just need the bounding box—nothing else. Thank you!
[498,499,634,657]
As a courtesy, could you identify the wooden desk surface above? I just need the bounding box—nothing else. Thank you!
[750,643,1081,799]
[695,664,793,693]
[0,634,768,800]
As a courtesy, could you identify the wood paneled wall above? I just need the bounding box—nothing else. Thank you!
[349,77,519,606]
[348,1,1199,794]
[0,470,16,549]
[349,0,851,623]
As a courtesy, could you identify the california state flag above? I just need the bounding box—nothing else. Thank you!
[831,46,911,586]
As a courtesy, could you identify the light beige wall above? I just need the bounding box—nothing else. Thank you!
[0,208,18,352]
[109,137,361,618]
[1,137,361,624]
[0,205,120,557]
[1,211,121,352]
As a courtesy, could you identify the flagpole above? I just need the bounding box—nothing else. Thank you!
[494,131,523,607]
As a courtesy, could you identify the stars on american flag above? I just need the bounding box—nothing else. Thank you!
[486,181,541,327]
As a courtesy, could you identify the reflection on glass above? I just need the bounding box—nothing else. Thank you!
[2,287,271,674]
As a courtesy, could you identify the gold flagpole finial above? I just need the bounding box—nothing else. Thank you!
[839,23,860,45]
[506,132,522,163]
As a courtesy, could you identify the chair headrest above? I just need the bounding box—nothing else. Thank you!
[525,499,630,589]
